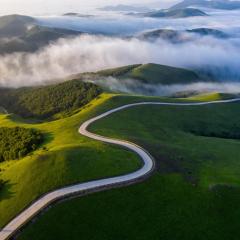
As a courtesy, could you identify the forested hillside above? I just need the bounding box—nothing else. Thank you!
[0,80,101,119]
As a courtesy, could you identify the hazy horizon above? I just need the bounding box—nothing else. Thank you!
[0,0,179,16]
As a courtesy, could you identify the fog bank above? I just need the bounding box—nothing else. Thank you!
[96,77,240,96]
[0,34,240,87]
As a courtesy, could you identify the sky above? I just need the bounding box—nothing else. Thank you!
[0,0,178,15]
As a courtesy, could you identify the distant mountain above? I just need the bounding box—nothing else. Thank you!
[170,0,240,10]
[187,28,228,38]
[63,13,93,18]
[144,8,207,18]
[0,14,35,38]
[139,28,228,42]
[0,14,82,54]
[139,29,184,42]
[22,25,81,43]
[99,4,152,12]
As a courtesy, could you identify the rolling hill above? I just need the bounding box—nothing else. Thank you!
[94,63,202,84]
[16,93,240,240]
[0,93,140,229]
[170,0,240,10]
[69,63,208,96]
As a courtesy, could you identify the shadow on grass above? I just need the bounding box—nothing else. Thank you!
[0,180,16,201]
[41,132,54,146]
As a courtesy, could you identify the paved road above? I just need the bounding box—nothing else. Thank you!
[0,98,240,240]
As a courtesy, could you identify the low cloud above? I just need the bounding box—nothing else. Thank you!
[0,34,240,88]
[95,77,240,96]
[36,9,240,36]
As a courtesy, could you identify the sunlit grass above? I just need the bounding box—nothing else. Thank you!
[0,93,141,227]
[18,93,240,240]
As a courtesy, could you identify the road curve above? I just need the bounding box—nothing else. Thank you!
[0,98,240,240]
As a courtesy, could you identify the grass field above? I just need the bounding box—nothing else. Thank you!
[18,93,240,240]
[0,93,142,227]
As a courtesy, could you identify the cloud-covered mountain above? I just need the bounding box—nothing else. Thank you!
[170,0,240,10]
[0,14,82,54]
[0,14,35,38]
[138,28,228,42]
[0,7,239,91]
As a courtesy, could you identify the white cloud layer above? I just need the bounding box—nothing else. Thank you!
[0,34,239,88]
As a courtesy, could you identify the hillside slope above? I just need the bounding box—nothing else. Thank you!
[18,94,240,240]
[96,63,202,85]
[0,80,101,119]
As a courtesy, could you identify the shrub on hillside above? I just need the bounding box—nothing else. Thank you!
[0,127,43,161]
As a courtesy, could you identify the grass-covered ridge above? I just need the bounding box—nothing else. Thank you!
[73,63,203,86]
[0,80,101,120]
[0,93,141,228]
[97,63,201,84]
[124,63,201,84]
[0,127,43,162]
[18,94,240,240]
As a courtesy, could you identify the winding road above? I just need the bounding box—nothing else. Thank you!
[0,98,240,240]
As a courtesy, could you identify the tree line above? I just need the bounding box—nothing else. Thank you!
[0,80,101,119]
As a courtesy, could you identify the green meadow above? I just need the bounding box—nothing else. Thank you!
[18,93,240,240]
[0,93,142,227]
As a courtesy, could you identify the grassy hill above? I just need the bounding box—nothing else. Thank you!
[18,93,240,240]
[69,63,207,96]
[144,8,207,18]
[0,93,141,228]
[125,63,201,84]
[0,80,101,120]
[96,63,202,85]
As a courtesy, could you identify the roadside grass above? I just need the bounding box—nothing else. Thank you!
[18,94,240,240]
